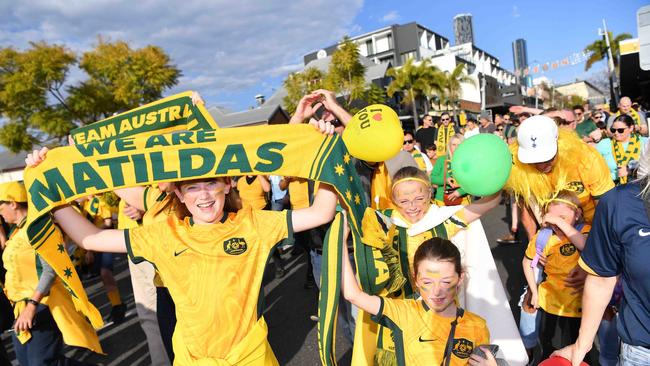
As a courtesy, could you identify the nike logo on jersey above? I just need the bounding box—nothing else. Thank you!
[639,229,650,237]
[418,336,438,342]
[174,248,189,256]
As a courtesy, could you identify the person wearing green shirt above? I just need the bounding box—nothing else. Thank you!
[574,105,598,141]
[430,133,471,206]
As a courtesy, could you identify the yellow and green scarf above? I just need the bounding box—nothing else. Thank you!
[611,133,641,184]
[616,109,642,126]
[435,124,455,157]
[24,92,391,365]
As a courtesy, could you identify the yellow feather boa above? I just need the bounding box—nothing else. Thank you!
[505,129,590,204]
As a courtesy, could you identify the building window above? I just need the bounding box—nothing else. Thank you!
[376,34,393,53]
[400,51,417,64]
[378,56,393,64]
[365,40,374,56]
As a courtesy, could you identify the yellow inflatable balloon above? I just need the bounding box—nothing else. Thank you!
[342,104,403,162]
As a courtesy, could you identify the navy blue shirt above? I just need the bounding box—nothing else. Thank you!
[580,181,650,346]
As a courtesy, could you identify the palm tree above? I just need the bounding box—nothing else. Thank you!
[584,31,632,72]
[442,63,475,122]
[386,58,441,130]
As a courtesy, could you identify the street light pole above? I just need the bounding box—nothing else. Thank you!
[600,19,620,108]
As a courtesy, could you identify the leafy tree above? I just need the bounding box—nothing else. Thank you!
[364,83,387,106]
[282,67,325,115]
[324,37,366,108]
[282,37,390,115]
[0,39,180,152]
[441,63,475,122]
[387,58,443,129]
[584,31,632,72]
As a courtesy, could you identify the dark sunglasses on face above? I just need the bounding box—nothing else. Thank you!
[404,139,414,144]
[610,127,627,134]
[441,118,450,121]
[497,128,504,131]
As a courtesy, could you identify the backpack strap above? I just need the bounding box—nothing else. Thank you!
[531,227,553,268]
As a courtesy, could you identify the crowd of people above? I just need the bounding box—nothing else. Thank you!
[0,88,648,366]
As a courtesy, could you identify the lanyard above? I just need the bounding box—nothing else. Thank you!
[441,307,464,366]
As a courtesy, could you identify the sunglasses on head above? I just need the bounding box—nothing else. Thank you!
[610,127,627,134]
[403,139,414,145]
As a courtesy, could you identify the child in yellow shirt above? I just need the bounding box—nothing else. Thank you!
[342,235,498,366]
[522,190,595,361]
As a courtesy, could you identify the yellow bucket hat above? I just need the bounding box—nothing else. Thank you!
[0,181,28,203]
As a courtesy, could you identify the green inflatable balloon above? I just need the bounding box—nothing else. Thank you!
[450,134,512,196]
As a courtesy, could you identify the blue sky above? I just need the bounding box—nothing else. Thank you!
[0,0,644,113]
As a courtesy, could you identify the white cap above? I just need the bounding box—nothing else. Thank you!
[517,115,558,164]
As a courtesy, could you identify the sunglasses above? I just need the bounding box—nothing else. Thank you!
[610,127,627,134]
[403,139,414,145]
[575,112,583,116]
[440,118,450,121]
[497,128,504,131]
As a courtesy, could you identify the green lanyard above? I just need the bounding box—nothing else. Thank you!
[441,308,464,366]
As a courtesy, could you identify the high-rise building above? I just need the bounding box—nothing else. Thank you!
[453,13,474,45]
[512,38,528,72]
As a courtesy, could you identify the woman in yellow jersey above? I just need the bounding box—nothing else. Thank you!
[521,190,597,364]
[342,236,497,366]
[235,175,270,210]
[28,121,338,365]
[430,134,471,206]
[357,166,503,365]
[0,181,101,366]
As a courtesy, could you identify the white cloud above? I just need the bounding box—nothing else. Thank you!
[512,5,520,18]
[0,0,364,109]
[381,10,399,22]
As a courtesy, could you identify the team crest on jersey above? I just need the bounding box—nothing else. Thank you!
[560,243,577,256]
[566,181,585,195]
[452,338,474,359]
[223,238,247,255]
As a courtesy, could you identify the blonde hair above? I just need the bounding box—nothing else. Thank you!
[544,189,583,223]
[447,133,464,157]
[390,166,432,200]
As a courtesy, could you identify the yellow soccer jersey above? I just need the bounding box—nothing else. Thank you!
[372,298,489,366]
[3,219,40,302]
[143,186,175,224]
[142,186,177,287]
[125,206,291,363]
[289,178,318,210]
[525,225,591,317]
[237,177,267,210]
[117,199,140,230]
[547,149,613,223]
[2,220,102,352]
[83,197,113,228]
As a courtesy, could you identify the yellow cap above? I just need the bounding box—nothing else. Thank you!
[0,181,28,203]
